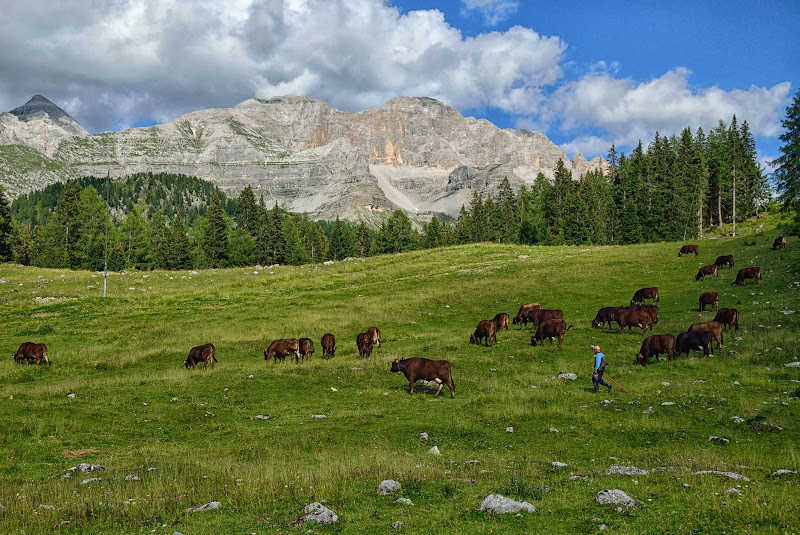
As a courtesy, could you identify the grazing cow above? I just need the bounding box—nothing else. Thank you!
[635,334,676,365]
[13,342,50,366]
[616,309,651,334]
[628,305,659,326]
[696,264,718,281]
[264,338,300,363]
[713,308,739,331]
[521,308,564,330]
[592,306,624,329]
[530,319,572,348]
[493,312,510,331]
[714,255,734,269]
[185,343,216,369]
[734,266,762,285]
[688,321,724,349]
[298,338,314,360]
[676,331,714,357]
[773,235,787,249]
[390,358,454,398]
[321,333,336,359]
[470,320,497,347]
[512,303,542,328]
[356,332,373,359]
[679,244,699,257]
[699,292,719,312]
[631,287,659,305]
[366,326,382,348]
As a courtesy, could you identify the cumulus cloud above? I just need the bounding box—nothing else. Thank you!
[0,0,563,134]
[460,0,519,25]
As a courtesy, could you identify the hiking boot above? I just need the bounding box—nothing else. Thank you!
[607,384,612,392]
[593,385,599,393]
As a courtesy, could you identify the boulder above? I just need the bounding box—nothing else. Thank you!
[301,502,338,524]
[605,466,648,476]
[378,480,401,495]
[596,489,639,509]
[479,494,535,514]
[187,501,221,513]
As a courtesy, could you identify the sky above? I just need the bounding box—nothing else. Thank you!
[0,0,797,167]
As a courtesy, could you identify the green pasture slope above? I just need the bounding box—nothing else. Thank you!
[1,216,798,534]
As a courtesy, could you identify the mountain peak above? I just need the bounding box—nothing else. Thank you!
[9,95,76,124]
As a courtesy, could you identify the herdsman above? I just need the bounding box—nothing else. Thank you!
[592,345,612,393]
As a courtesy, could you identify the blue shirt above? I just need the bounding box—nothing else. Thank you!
[594,352,605,370]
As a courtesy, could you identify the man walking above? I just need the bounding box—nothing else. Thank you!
[592,345,612,393]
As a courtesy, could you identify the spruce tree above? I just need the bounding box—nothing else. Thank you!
[200,193,230,268]
[774,89,800,224]
[356,221,372,257]
[0,185,12,261]
[170,212,193,269]
[13,224,32,265]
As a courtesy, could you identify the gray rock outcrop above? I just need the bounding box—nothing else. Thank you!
[301,502,339,524]
[378,480,401,495]
[479,494,536,514]
[187,501,221,513]
[595,489,639,509]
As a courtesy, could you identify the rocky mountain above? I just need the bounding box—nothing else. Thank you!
[0,94,606,222]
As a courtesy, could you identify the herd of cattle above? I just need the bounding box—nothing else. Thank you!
[9,235,790,397]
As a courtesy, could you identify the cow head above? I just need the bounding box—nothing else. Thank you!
[695,271,702,281]
[530,336,538,347]
[469,334,477,345]
[263,348,269,360]
[591,318,599,328]
[635,353,646,366]
[390,359,400,373]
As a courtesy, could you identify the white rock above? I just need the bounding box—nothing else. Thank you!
[643,406,653,414]
[419,432,429,442]
[392,521,404,528]
[558,373,577,380]
[428,446,441,456]
[378,480,401,495]
[784,362,800,368]
[733,381,741,386]
[549,427,559,433]
[506,426,514,433]
[694,470,750,481]
[479,494,535,514]
[595,489,639,509]
[727,488,742,494]
[301,502,338,524]
[124,475,141,482]
[311,414,327,419]
[661,402,675,406]
[772,469,798,477]
[67,393,76,398]
[330,387,338,392]
[170,397,179,402]
[395,497,414,506]
[709,436,730,444]
[550,461,568,469]
[732,416,745,424]
[662,382,670,386]
[605,466,648,476]
[248,375,254,379]
[254,415,270,420]
[81,478,102,485]
[323,260,334,265]
[187,501,221,513]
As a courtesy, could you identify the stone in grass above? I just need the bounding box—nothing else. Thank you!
[479,494,536,514]
[395,497,414,506]
[124,475,141,482]
[784,362,800,368]
[419,432,429,442]
[301,502,339,524]
[596,489,639,509]
[550,461,568,469]
[709,436,730,445]
[772,469,798,477]
[732,416,745,424]
[311,414,327,419]
[558,373,577,380]
[506,426,514,433]
[378,480,401,495]
[606,466,648,476]
[694,470,750,482]
[81,478,102,485]
[392,521,404,529]
[428,446,441,456]
[186,501,221,513]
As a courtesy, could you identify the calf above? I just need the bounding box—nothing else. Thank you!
[631,287,659,305]
[299,338,314,360]
[512,303,542,328]
[185,343,216,369]
[592,306,624,329]
[321,333,336,359]
[264,338,300,363]
[734,266,762,285]
[390,358,454,398]
[13,342,50,366]
[470,320,497,347]
[366,326,382,347]
[356,332,374,359]
[676,331,714,357]
[636,334,676,365]
[688,321,724,349]
[699,292,719,312]
[616,309,651,334]
[522,308,564,330]
[530,319,572,348]
[696,264,718,281]
[773,235,786,249]
[713,308,739,331]
[493,312,510,331]
[679,244,699,257]
[714,255,734,269]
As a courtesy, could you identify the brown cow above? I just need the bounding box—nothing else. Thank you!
[264,338,300,363]
[628,305,659,326]
[470,320,497,346]
[679,244,699,257]
[696,264,718,281]
[631,287,659,305]
[713,308,739,331]
[366,326,382,348]
[734,266,762,285]
[636,334,676,365]
[688,321,724,349]
[522,308,564,330]
[493,313,510,331]
[676,331,714,357]
[714,255,734,269]
[185,343,216,369]
[390,358,454,398]
[299,338,314,360]
[699,292,719,312]
[13,342,50,366]
[616,309,651,334]
[321,333,336,359]
[773,235,786,249]
[592,307,624,329]
[512,303,542,328]
[530,319,572,348]
[356,332,373,359]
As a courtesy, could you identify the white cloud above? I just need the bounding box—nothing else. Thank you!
[460,0,519,25]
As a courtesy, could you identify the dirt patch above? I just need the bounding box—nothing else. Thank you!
[63,448,98,459]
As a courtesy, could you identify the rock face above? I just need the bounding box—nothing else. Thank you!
[1,94,606,222]
[479,494,536,514]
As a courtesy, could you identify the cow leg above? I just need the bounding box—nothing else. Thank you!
[434,378,444,398]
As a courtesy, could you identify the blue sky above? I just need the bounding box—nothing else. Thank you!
[0,0,796,167]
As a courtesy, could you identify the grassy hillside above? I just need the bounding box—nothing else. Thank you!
[0,214,798,534]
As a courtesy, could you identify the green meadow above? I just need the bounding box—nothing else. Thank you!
[0,214,798,534]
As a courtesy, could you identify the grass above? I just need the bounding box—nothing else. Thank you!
[0,213,798,533]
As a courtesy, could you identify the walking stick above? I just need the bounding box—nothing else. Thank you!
[604,373,629,393]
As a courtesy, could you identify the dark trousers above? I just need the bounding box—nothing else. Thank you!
[593,365,610,389]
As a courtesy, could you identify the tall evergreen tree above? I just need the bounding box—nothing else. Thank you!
[356,221,372,257]
[170,212,193,269]
[12,224,32,265]
[119,208,149,269]
[774,89,800,224]
[234,185,260,237]
[200,193,229,267]
[0,186,12,261]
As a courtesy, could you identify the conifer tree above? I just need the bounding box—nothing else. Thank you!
[454,205,471,244]
[148,211,170,269]
[170,212,193,269]
[200,193,230,267]
[0,186,12,261]
[774,89,800,225]
[120,208,149,269]
[356,221,372,257]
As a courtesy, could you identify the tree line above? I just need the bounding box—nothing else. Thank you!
[0,115,774,270]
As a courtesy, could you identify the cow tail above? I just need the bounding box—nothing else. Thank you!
[213,355,218,362]
[566,325,573,331]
